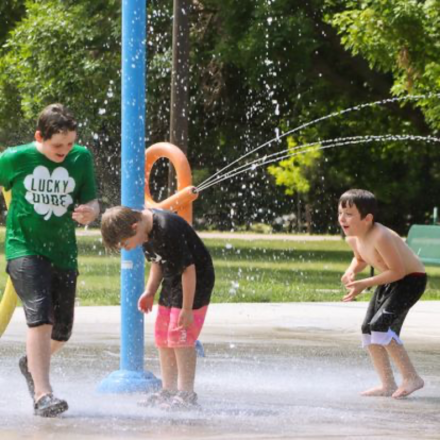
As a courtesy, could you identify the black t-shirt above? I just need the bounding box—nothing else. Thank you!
[143,209,215,309]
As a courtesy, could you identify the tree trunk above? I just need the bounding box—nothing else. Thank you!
[168,0,191,194]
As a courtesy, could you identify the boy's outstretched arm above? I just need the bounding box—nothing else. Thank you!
[342,237,368,285]
[344,231,406,301]
[342,256,368,285]
[178,264,196,329]
[342,256,369,302]
[138,262,163,313]
[72,199,100,225]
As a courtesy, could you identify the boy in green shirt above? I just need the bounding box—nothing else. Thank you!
[0,103,99,416]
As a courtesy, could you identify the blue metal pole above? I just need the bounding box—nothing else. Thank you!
[120,0,147,373]
[98,0,160,393]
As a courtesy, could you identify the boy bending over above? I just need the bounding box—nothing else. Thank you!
[338,189,426,398]
[101,206,215,410]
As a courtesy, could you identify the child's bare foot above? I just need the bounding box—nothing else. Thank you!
[392,377,424,399]
[361,385,397,397]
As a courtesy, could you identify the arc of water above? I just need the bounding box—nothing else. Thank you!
[197,134,440,192]
[197,93,440,190]
[197,135,398,192]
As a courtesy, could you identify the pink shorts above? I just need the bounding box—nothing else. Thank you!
[155,305,209,348]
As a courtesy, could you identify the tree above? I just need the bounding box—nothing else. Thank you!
[189,0,439,232]
[0,0,122,203]
[1,0,439,232]
[328,0,440,130]
[268,137,322,197]
[0,1,26,44]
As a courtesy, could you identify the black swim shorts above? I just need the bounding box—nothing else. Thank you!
[6,255,78,342]
[362,273,427,338]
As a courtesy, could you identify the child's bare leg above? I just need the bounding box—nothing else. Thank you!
[174,347,196,392]
[362,344,397,396]
[27,325,53,401]
[50,339,66,354]
[158,347,178,391]
[385,340,424,398]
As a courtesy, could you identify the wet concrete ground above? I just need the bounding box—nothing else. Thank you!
[1,302,440,440]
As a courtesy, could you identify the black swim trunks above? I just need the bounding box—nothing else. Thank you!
[361,273,427,345]
[6,255,78,341]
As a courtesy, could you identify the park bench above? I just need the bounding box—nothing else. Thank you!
[406,224,440,266]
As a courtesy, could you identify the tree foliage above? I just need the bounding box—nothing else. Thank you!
[0,0,439,232]
[268,137,322,196]
[328,0,440,129]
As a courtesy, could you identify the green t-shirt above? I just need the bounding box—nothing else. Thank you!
[0,142,98,270]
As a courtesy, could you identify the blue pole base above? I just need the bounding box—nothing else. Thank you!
[195,340,205,358]
[97,369,161,394]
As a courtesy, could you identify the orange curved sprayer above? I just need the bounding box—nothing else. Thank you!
[145,142,198,224]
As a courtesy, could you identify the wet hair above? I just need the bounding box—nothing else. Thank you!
[339,189,377,220]
[36,103,77,140]
[100,206,143,251]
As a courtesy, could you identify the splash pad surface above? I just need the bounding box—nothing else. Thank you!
[1,302,440,440]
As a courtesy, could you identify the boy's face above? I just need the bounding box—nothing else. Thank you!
[35,130,76,163]
[338,203,372,237]
[120,223,147,251]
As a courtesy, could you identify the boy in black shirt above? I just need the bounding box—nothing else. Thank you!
[101,206,214,409]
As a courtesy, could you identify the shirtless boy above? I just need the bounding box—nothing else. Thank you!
[338,189,426,398]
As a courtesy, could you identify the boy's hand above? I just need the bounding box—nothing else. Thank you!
[341,271,355,286]
[343,279,367,302]
[138,291,155,314]
[72,203,98,225]
[177,308,193,330]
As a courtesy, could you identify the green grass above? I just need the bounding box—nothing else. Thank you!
[1,230,440,305]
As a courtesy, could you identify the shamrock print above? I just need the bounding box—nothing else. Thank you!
[24,166,75,220]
